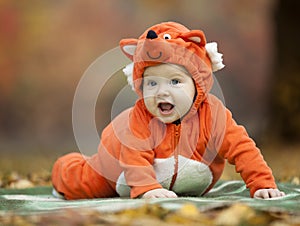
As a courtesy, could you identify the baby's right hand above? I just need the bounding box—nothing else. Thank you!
[142,188,178,198]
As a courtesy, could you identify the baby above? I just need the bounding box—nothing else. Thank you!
[52,21,285,199]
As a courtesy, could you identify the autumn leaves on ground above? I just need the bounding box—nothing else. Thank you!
[1,143,300,225]
[2,202,300,226]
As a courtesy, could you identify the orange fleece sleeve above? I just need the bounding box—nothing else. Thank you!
[119,146,162,198]
[218,109,276,197]
[113,101,163,198]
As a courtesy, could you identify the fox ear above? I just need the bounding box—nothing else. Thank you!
[119,38,138,61]
[180,30,206,47]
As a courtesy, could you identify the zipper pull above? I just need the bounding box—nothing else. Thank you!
[174,124,180,137]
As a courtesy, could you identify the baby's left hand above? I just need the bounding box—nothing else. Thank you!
[254,188,285,199]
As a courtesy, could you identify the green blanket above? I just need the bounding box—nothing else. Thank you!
[1,181,299,215]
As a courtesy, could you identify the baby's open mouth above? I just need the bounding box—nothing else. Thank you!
[158,103,174,115]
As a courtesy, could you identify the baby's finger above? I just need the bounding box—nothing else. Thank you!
[280,191,286,197]
[271,189,285,198]
[160,190,176,198]
[263,191,271,199]
[268,189,278,198]
[166,191,178,198]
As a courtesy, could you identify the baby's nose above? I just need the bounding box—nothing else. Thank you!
[157,85,170,97]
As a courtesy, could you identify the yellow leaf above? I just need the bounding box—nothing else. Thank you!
[215,203,255,226]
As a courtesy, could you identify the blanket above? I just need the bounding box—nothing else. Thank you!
[1,180,299,215]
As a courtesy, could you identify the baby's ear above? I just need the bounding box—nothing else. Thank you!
[180,30,207,47]
[119,38,138,61]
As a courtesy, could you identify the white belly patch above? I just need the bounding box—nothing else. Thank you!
[116,155,213,197]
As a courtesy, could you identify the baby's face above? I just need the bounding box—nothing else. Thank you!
[143,64,196,123]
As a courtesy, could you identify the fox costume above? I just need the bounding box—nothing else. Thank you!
[52,21,278,199]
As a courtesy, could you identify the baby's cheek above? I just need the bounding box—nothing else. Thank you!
[176,93,194,111]
[144,98,157,114]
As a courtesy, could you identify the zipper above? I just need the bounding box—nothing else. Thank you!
[169,124,180,190]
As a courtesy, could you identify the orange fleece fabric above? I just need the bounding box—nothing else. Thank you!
[52,21,277,199]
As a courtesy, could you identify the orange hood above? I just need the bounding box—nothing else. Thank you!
[120,21,224,116]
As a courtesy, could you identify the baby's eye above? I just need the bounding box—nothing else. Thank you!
[163,34,171,40]
[148,80,157,86]
[170,79,180,85]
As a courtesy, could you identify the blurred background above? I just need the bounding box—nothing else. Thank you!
[0,0,299,182]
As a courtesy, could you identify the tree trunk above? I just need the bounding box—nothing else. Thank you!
[269,0,300,142]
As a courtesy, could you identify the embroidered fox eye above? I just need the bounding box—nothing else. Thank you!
[163,34,171,40]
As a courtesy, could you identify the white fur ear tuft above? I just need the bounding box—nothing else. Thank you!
[122,62,134,90]
[123,45,137,57]
[205,42,225,72]
[188,36,201,43]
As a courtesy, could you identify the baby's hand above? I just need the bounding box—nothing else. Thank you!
[142,188,178,198]
[254,188,285,199]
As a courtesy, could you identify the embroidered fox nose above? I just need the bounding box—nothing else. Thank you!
[146,30,158,39]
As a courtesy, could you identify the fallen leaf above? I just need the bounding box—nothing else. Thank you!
[9,179,34,189]
[214,203,255,226]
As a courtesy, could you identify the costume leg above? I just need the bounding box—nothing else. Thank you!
[52,152,117,199]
